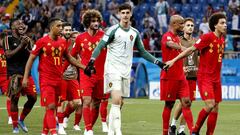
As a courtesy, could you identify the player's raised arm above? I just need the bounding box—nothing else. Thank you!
[135,33,165,69]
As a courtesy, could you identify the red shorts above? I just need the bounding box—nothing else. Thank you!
[0,76,8,95]
[80,75,107,99]
[197,78,222,102]
[40,82,62,107]
[187,80,196,101]
[160,79,189,101]
[61,79,81,101]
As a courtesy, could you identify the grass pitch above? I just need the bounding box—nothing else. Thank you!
[0,95,239,135]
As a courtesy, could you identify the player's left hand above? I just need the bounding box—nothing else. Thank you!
[84,59,96,77]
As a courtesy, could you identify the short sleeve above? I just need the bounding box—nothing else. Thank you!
[31,38,43,56]
[194,34,209,51]
[161,34,173,48]
[71,36,81,56]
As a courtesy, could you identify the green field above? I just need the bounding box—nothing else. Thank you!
[0,96,239,135]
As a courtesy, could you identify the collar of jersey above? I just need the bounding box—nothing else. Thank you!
[118,24,130,32]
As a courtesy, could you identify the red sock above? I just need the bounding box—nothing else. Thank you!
[91,107,99,126]
[6,99,11,117]
[57,112,65,123]
[162,107,172,135]
[20,108,31,121]
[11,111,18,128]
[193,108,210,133]
[74,112,82,126]
[64,104,75,118]
[182,107,194,133]
[100,101,108,122]
[83,107,92,131]
[206,112,218,135]
[46,109,56,133]
[42,113,49,134]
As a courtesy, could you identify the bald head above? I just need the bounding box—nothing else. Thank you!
[169,15,185,33]
[170,15,184,25]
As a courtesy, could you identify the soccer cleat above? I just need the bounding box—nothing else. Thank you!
[58,127,67,135]
[18,120,28,133]
[84,130,94,135]
[102,122,108,133]
[73,125,81,131]
[13,127,19,134]
[63,117,68,128]
[116,129,122,135]
[177,131,186,135]
[8,117,13,124]
[169,125,176,135]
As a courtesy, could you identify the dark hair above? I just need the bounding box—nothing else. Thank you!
[9,18,19,29]
[184,17,194,23]
[209,12,226,31]
[48,18,62,28]
[118,3,132,12]
[62,22,72,28]
[82,9,102,28]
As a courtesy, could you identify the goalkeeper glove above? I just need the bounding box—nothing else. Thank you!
[84,59,96,77]
[154,59,168,70]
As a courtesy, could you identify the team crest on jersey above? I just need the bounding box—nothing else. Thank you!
[109,82,113,88]
[47,43,51,46]
[130,35,133,41]
[204,91,208,97]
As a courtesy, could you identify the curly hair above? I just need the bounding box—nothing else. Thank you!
[209,12,226,32]
[82,9,102,28]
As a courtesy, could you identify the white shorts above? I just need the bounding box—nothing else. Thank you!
[104,73,130,97]
[157,14,167,28]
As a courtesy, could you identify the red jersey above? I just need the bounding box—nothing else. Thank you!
[194,32,225,82]
[0,48,7,75]
[160,31,185,80]
[32,35,67,85]
[71,30,106,78]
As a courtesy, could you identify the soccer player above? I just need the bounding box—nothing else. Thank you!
[169,18,198,135]
[62,31,83,131]
[84,4,165,135]
[165,12,227,135]
[2,19,37,133]
[99,94,110,132]
[22,18,85,135]
[56,22,82,134]
[69,9,109,135]
[0,33,12,125]
[160,15,194,135]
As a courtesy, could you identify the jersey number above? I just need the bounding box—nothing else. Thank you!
[53,57,61,66]
[1,61,6,67]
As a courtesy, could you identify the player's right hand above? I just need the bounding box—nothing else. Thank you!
[84,59,96,77]
[22,77,28,88]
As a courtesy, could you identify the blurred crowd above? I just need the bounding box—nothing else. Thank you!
[0,0,240,51]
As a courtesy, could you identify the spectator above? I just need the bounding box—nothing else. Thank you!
[0,14,10,32]
[143,33,150,50]
[142,12,156,29]
[218,5,227,16]
[231,9,240,31]
[65,4,74,24]
[21,9,33,26]
[108,0,119,14]
[228,0,239,12]
[81,0,92,9]
[125,0,135,9]
[51,0,66,19]
[205,4,215,20]
[199,16,210,36]
[109,9,120,26]
[155,0,169,34]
